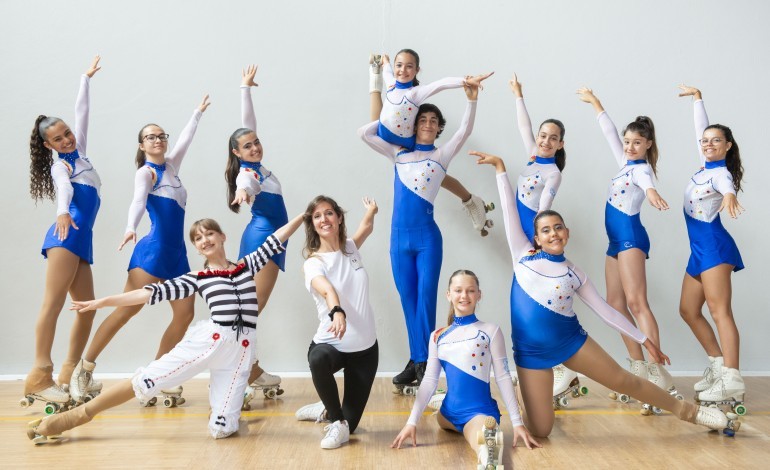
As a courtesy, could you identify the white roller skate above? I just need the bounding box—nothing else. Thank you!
[242,371,284,410]
[20,366,73,415]
[642,362,683,416]
[552,364,588,410]
[69,359,103,404]
[695,405,741,436]
[477,416,503,470]
[608,358,646,404]
[427,391,446,412]
[462,194,495,237]
[694,356,724,394]
[158,385,185,408]
[696,367,747,417]
[369,53,383,93]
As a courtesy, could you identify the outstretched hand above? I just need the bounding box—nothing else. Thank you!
[231,188,252,206]
[677,84,701,100]
[242,65,258,87]
[362,196,378,215]
[199,94,211,113]
[509,72,523,97]
[512,425,542,450]
[469,150,506,173]
[719,193,745,219]
[70,299,101,313]
[464,72,494,90]
[85,55,101,78]
[643,339,670,365]
[646,189,670,211]
[391,424,417,449]
[576,87,598,104]
[118,231,136,251]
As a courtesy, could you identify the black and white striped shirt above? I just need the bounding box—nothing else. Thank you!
[144,235,284,326]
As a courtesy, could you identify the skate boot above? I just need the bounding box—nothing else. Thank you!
[20,366,73,415]
[477,416,503,470]
[642,362,683,415]
[695,405,741,436]
[392,360,419,396]
[694,356,724,394]
[608,358,646,404]
[462,194,495,237]
[69,359,102,404]
[295,401,329,423]
[369,53,383,93]
[427,392,446,412]
[57,360,77,393]
[697,367,747,416]
[27,404,93,445]
[159,385,185,408]
[552,364,588,409]
[252,371,284,399]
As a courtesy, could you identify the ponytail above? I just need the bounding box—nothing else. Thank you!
[624,116,659,177]
[29,115,61,202]
[706,124,744,192]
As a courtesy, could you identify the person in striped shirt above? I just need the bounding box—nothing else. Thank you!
[27,214,304,444]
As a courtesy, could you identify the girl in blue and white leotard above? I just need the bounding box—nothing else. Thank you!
[225,65,289,387]
[677,85,746,400]
[25,57,103,404]
[392,270,541,466]
[359,82,479,385]
[577,88,673,386]
[470,151,731,438]
[68,95,211,401]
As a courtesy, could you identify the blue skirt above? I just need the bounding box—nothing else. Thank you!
[238,193,288,270]
[41,183,101,264]
[685,211,744,277]
[128,194,190,279]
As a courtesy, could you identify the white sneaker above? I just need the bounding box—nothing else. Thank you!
[296,401,328,422]
[694,356,724,392]
[251,371,281,387]
[428,392,446,411]
[321,420,350,449]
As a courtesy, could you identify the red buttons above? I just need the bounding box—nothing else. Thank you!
[242,339,250,347]
[213,333,220,340]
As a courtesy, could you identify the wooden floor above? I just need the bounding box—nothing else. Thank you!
[1,376,768,469]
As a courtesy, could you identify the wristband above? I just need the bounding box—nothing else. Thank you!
[328,306,346,321]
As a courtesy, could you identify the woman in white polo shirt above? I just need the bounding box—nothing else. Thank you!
[295,195,380,450]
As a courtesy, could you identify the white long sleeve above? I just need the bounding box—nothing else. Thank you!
[357,120,398,162]
[51,161,74,216]
[694,99,709,166]
[497,172,534,265]
[538,171,562,211]
[409,76,465,104]
[515,97,537,156]
[597,111,625,168]
[235,169,262,197]
[576,277,647,344]
[406,339,442,426]
[74,75,90,155]
[165,109,202,170]
[490,327,524,427]
[124,167,153,233]
[241,86,257,132]
[435,100,477,168]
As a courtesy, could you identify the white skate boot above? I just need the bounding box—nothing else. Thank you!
[695,405,741,436]
[694,356,724,393]
[427,392,446,412]
[462,194,495,237]
[552,364,588,409]
[20,366,73,415]
[159,385,185,408]
[697,366,747,416]
[643,362,683,415]
[609,358,646,404]
[369,53,383,93]
[242,371,284,410]
[69,359,102,404]
[477,416,503,470]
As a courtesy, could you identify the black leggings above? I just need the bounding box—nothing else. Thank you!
[307,340,379,433]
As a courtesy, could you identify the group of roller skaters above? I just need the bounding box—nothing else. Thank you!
[22,50,747,468]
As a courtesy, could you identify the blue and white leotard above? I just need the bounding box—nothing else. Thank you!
[378,63,464,149]
[359,99,477,363]
[497,171,646,369]
[41,75,101,264]
[406,314,524,431]
[235,86,289,267]
[683,100,744,277]
[513,97,562,241]
[597,112,657,257]
[125,109,202,280]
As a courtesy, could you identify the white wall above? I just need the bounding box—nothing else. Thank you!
[1,0,768,375]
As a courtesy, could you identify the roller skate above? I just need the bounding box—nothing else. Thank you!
[20,366,73,415]
[462,194,495,237]
[27,404,93,445]
[552,365,588,410]
[695,405,741,436]
[427,390,446,412]
[642,362,683,415]
[295,401,329,423]
[477,416,503,470]
[696,367,747,417]
[694,356,724,394]
[608,358,645,404]
[242,371,284,410]
[369,53,383,93]
[392,360,419,396]
[159,385,185,408]
[69,359,103,404]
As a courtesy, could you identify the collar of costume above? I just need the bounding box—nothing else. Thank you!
[395,80,413,89]
[59,150,80,171]
[535,156,556,165]
[625,159,647,166]
[453,313,478,326]
[705,159,727,169]
[145,161,166,190]
[531,250,566,262]
[240,160,265,183]
[414,143,436,152]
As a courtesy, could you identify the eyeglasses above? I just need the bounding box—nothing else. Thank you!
[142,133,169,143]
[700,137,724,146]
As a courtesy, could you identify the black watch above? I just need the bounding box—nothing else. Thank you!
[328,305,346,321]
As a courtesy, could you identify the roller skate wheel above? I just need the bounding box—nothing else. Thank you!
[485,202,495,212]
[405,387,416,396]
[652,406,663,415]
[723,428,735,437]
[19,397,33,408]
[619,394,630,404]
[177,397,186,406]
[734,404,747,416]
[44,403,58,415]
[558,396,569,408]
[640,405,652,416]
[675,393,684,401]
[579,386,589,396]
[163,397,176,408]
[571,389,580,398]
[264,389,277,399]
[480,229,489,237]
[83,395,92,403]
[147,396,158,407]
[276,388,284,396]
[241,403,251,411]
[608,392,618,401]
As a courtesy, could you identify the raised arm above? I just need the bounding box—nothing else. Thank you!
[74,55,100,154]
[392,338,441,449]
[577,88,624,167]
[120,168,153,250]
[241,65,258,131]
[71,272,198,313]
[410,76,465,103]
[357,120,398,162]
[241,213,303,273]
[382,57,395,89]
[71,288,153,313]
[470,152,533,263]
[435,96,477,167]
[165,95,209,169]
[678,84,708,164]
[509,73,537,155]
[352,197,378,248]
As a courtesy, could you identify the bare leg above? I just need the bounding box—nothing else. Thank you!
[84,268,159,362]
[701,264,739,368]
[247,261,280,383]
[679,272,722,357]
[441,175,472,202]
[58,259,97,385]
[461,414,496,457]
[515,366,555,438]
[617,249,661,353]
[154,295,195,359]
[605,255,644,360]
